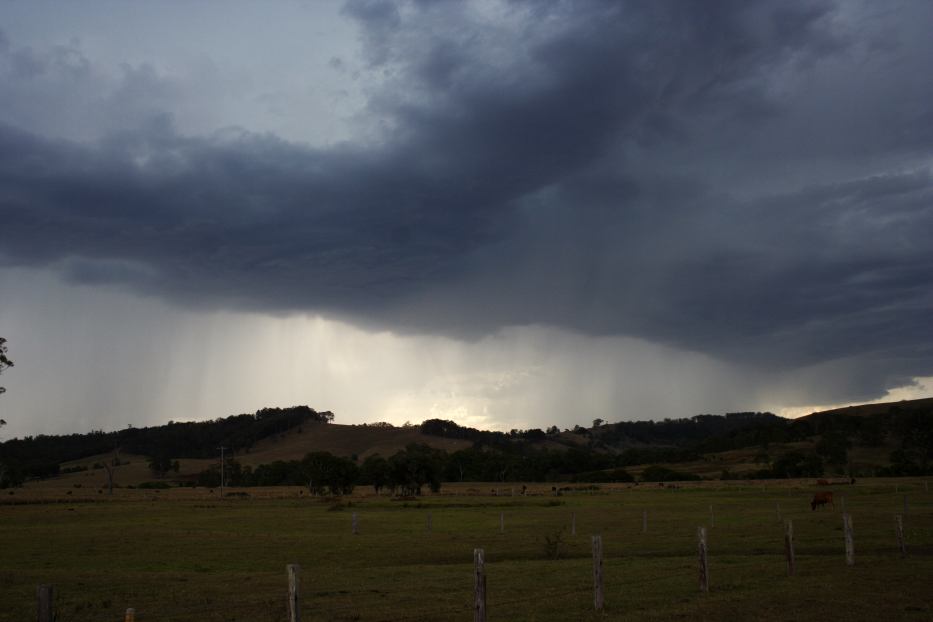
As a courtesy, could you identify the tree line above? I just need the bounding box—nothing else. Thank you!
[196,444,446,496]
[0,406,333,487]
[196,443,703,493]
[4,398,932,489]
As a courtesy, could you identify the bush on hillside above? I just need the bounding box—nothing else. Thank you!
[572,468,634,483]
[640,465,702,482]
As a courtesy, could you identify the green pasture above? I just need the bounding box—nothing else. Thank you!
[1,480,931,621]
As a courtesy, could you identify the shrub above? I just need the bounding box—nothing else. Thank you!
[572,468,634,483]
[137,481,171,489]
[640,465,701,482]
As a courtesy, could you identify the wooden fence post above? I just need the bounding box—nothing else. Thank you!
[698,527,709,593]
[124,607,136,622]
[784,520,796,576]
[843,513,855,566]
[571,511,576,537]
[352,512,359,535]
[709,504,715,528]
[474,548,486,622]
[287,564,301,622]
[592,535,604,611]
[499,512,504,534]
[37,585,54,622]
[895,514,907,558]
[642,509,648,534]
[511,487,515,497]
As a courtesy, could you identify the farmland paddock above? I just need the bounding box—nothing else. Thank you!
[2,478,932,621]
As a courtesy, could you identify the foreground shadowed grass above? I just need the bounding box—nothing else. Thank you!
[1,479,931,621]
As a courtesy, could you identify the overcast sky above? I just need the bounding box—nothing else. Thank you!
[1,0,932,437]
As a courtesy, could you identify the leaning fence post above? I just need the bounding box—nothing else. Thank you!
[571,511,576,536]
[474,548,486,622]
[124,607,136,622]
[843,513,855,566]
[352,512,359,535]
[287,564,300,622]
[698,527,709,592]
[895,514,907,558]
[784,520,796,576]
[592,535,604,611]
[37,585,54,622]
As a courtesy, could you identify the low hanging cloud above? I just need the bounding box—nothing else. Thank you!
[1,0,933,409]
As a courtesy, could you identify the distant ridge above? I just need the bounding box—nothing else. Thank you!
[804,396,933,419]
[5,395,933,488]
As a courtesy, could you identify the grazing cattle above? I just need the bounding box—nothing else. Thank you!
[811,491,834,510]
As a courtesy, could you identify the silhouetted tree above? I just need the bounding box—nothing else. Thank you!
[815,430,851,467]
[388,444,445,495]
[0,335,12,482]
[892,407,933,473]
[0,337,12,397]
[360,454,390,493]
[147,453,180,478]
[102,448,121,495]
[302,451,358,496]
[771,451,823,478]
[639,465,701,482]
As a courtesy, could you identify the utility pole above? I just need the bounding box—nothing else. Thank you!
[218,446,227,499]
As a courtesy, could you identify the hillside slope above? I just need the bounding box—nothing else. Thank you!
[6,396,932,489]
[803,397,933,419]
[238,422,472,465]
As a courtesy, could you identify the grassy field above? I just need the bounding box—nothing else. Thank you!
[1,479,931,621]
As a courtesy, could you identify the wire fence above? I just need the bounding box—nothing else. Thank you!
[40,540,927,622]
[25,492,932,622]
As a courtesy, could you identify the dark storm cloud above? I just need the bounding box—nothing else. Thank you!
[1,0,933,401]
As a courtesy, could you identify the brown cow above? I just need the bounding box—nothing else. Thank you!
[811,491,834,510]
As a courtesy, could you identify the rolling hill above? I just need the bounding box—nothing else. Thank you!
[801,397,933,419]
[239,421,473,465]
[3,396,932,489]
